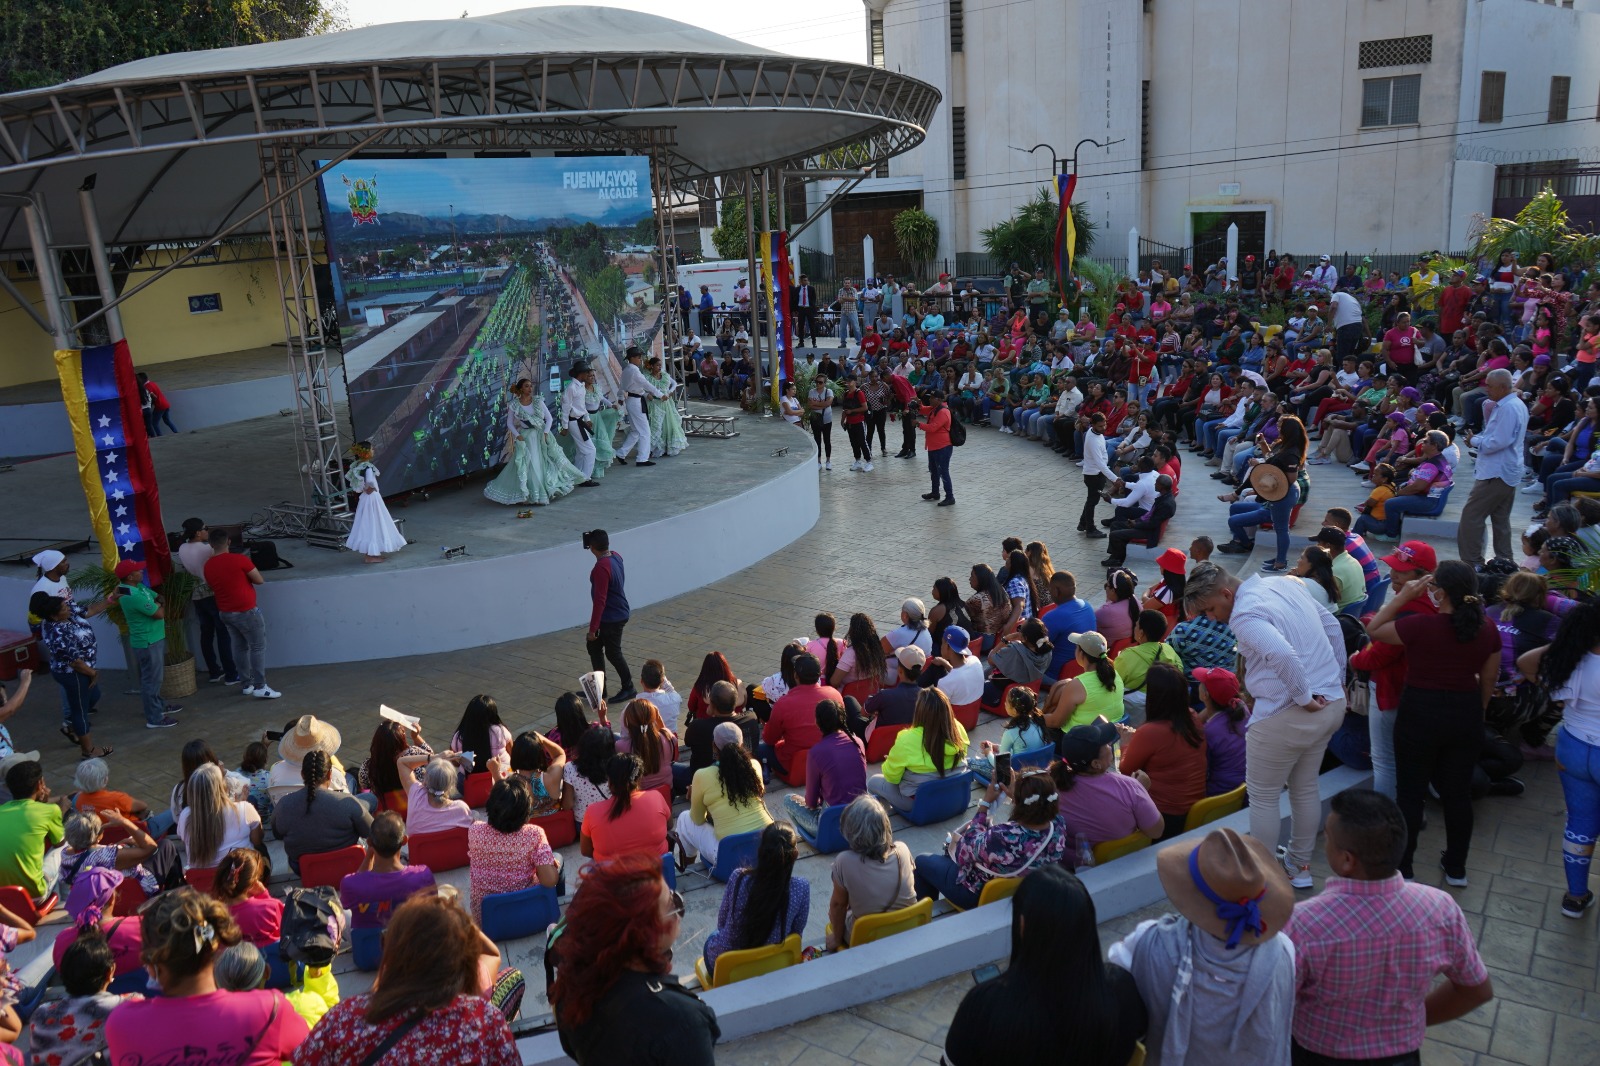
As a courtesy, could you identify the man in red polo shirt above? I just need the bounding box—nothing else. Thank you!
[761,652,841,781]
[202,529,279,699]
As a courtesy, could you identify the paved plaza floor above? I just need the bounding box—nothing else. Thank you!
[4,388,1592,1065]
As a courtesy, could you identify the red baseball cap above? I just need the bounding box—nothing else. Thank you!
[113,559,146,580]
[1380,540,1437,573]
[1192,667,1240,704]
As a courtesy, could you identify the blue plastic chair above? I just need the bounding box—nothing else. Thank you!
[108,967,152,996]
[705,829,762,882]
[1361,576,1392,615]
[904,770,976,826]
[1012,742,1056,772]
[662,851,677,892]
[791,803,850,854]
[15,966,55,1023]
[480,884,561,942]
[351,926,384,972]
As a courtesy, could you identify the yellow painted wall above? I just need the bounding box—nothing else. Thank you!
[0,252,286,388]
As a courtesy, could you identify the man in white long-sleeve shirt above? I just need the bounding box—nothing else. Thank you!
[1456,369,1527,566]
[615,345,665,467]
[1184,562,1346,890]
[562,361,602,485]
[1079,411,1112,538]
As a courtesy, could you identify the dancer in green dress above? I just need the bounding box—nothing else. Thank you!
[645,355,689,458]
[484,378,584,505]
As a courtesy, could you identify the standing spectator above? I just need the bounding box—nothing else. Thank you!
[791,274,819,346]
[1365,561,1499,884]
[295,894,522,1066]
[1079,412,1111,537]
[1349,541,1438,799]
[584,528,634,702]
[943,865,1145,1066]
[701,823,810,973]
[918,390,956,506]
[1328,287,1365,361]
[30,593,114,756]
[468,776,560,923]
[1286,788,1493,1064]
[1457,369,1529,566]
[1109,828,1296,1066]
[824,796,917,952]
[136,372,176,436]
[339,812,436,930]
[105,888,309,1063]
[835,278,861,346]
[110,559,182,728]
[696,285,714,335]
[202,528,278,698]
[553,853,719,1066]
[1184,563,1346,890]
[176,517,237,684]
[782,700,867,838]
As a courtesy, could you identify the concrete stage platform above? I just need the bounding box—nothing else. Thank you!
[0,401,818,667]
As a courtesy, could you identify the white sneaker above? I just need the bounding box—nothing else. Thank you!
[824,461,832,471]
[253,686,282,699]
[863,461,873,472]
[849,460,861,471]
[1360,479,1374,489]
[242,685,259,697]
[1522,482,1544,494]
[1276,847,1313,889]
[1351,461,1371,472]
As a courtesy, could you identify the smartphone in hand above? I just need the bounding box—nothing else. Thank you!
[993,753,1012,788]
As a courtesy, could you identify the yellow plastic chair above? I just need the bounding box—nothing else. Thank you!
[1093,831,1152,866]
[944,875,1025,913]
[694,933,803,989]
[1128,1040,1147,1066]
[1184,783,1247,832]
[839,898,933,948]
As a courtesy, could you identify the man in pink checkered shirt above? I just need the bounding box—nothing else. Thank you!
[1286,789,1494,1065]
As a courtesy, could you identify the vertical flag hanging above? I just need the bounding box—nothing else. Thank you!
[773,231,794,392]
[54,341,172,582]
[1054,171,1079,304]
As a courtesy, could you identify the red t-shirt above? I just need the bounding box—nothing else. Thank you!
[1393,613,1500,692]
[580,790,670,862]
[203,551,258,612]
[1438,285,1472,335]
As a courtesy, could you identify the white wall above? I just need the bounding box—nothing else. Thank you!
[1076,0,1144,250]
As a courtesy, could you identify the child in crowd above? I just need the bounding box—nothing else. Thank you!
[1192,667,1248,797]
[1522,526,1549,572]
[967,687,1049,781]
[28,931,137,1066]
[239,741,273,820]
[1351,464,1397,539]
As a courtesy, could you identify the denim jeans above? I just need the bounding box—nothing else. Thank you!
[782,794,822,839]
[928,445,953,500]
[1228,484,1300,564]
[1368,703,1398,799]
[132,640,171,725]
[52,669,100,738]
[220,607,268,689]
[911,852,980,909]
[1556,727,1600,898]
[1380,493,1438,537]
[192,596,236,679]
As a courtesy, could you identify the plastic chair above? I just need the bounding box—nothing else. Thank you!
[841,897,932,947]
[530,808,578,849]
[1012,742,1056,773]
[904,770,975,826]
[351,926,384,972]
[952,699,982,729]
[463,772,494,810]
[298,844,366,889]
[182,866,217,894]
[1361,576,1392,615]
[1107,638,1135,659]
[791,802,850,854]
[705,828,762,882]
[0,885,55,924]
[375,790,408,816]
[108,966,151,995]
[1184,783,1246,832]
[694,932,802,989]
[652,782,673,809]
[775,746,809,788]
[865,723,908,763]
[979,681,1039,717]
[1092,831,1152,866]
[408,827,471,873]
[841,678,882,706]
[661,852,677,892]
[480,884,561,942]
[946,875,1023,913]
[112,877,147,915]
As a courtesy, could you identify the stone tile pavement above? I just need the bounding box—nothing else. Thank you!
[4,399,1586,1064]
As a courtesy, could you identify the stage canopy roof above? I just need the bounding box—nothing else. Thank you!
[0,5,939,252]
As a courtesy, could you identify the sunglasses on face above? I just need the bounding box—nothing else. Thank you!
[668,890,686,919]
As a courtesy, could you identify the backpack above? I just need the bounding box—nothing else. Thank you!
[278,885,346,968]
[948,418,967,447]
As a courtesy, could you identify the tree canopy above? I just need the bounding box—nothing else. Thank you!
[1,0,348,93]
[980,188,1097,273]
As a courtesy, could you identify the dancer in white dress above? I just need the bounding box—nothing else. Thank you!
[484,378,584,506]
[344,442,407,562]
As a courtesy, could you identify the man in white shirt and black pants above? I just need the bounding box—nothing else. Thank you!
[1184,561,1346,890]
[1328,288,1365,361]
[562,361,602,486]
[615,345,664,468]
[1079,411,1111,538]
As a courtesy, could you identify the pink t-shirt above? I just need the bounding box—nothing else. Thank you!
[1383,327,1418,366]
[52,918,143,976]
[229,887,284,948]
[405,781,474,834]
[105,989,309,1065]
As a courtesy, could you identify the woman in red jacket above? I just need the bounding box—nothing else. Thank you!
[918,391,954,507]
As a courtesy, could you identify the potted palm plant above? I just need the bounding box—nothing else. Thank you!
[71,564,199,699]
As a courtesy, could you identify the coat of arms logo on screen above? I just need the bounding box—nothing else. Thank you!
[342,175,380,225]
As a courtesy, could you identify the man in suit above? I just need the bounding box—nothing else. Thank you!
[791,274,819,347]
[1102,475,1177,568]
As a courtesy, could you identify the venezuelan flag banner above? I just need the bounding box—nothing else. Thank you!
[54,341,172,581]
[1054,171,1079,303]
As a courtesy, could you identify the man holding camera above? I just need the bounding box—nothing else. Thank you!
[584,529,634,702]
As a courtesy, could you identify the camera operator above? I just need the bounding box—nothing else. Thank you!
[583,529,635,702]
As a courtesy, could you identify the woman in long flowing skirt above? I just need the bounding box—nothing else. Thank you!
[645,358,688,458]
[344,443,407,561]
[484,379,583,506]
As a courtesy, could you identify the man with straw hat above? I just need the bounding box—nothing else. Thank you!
[1109,828,1297,1065]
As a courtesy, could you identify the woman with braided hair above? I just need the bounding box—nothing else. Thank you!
[105,887,310,1063]
[271,747,372,876]
[1367,559,1501,884]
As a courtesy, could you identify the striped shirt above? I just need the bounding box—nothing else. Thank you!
[1342,531,1382,591]
[1287,875,1487,1058]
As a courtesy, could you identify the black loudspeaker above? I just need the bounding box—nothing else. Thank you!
[245,540,291,571]
[166,531,184,552]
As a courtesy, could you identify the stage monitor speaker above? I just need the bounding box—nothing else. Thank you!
[245,541,286,571]
[166,531,184,553]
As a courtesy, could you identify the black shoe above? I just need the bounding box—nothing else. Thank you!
[938,498,955,507]
[635,461,656,467]
[1084,529,1107,539]
[1100,557,1122,567]
[1487,777,1526,797]
[1099,518,1115,527]
[579,480,600,487]
[614,456,628,466]
[611,686,637,702]
[1211,472,1229,480]
[894,450,909,458]
[922,492,939,500]
[1217,540,1252,554]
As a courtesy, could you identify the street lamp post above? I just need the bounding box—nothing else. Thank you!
[1008,137,1126,177]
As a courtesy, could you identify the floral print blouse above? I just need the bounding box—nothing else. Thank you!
[949,807,1070,896]
[39,602,97,671]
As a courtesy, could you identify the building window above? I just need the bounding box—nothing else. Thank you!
[1549,76,1571,122]
[1140,80,1151,172]
[1361,75,1420,128]
[951,105,966,181]
[1479,71,1505,123]
[950,0,963,53]
[1357,35,1433,70]
[870,18,884,69]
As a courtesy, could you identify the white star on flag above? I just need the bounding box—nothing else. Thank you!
[117,523,131,536]
[101,434,114,446]
[120,541,134,552]
[115,505,128,517]
[97,414,111,428]
[104,470,119,484]
[105,451,119,464]
[112,490,126,500]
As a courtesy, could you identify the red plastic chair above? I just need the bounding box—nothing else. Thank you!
[864,723,908,763]
[0,885,55,924]
[775,746,809,788]
[529,808,578,849]
[408,827,470,873]
[652,782,673,809]
[1108,638,1135,659]
[112,877,147,915]
[463,772,494,810]
[298,844,366,889]
[183,866,217,894]
[841,679,882,706]
[375,790,408,816]
[952,699,982,730]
